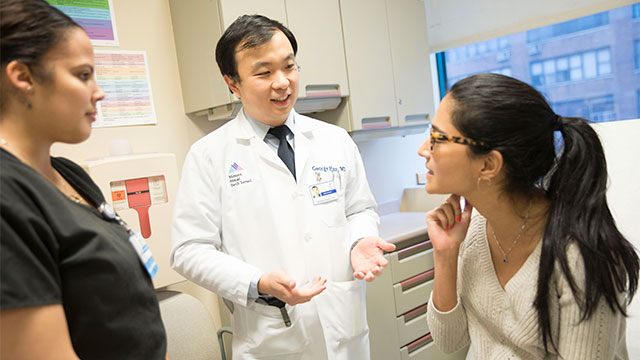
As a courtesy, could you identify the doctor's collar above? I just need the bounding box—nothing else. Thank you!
[244,109,296,140]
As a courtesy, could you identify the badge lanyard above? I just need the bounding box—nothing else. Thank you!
[98,202,158,278]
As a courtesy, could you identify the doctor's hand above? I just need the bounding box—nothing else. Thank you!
[351,236,396,282]
[257,271,327,306]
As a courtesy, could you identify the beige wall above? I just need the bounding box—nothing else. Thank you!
[50,0,226,349]
[592,119,640,357]
[51,0,221,170]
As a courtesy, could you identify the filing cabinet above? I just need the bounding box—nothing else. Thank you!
[366,232,468,359]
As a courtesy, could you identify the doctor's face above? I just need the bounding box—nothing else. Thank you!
[225,30,299,127]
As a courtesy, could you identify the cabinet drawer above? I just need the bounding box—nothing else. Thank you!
[401,340,470,360]
[396,303,429,346]
[400,333,433,360]
[393,271,434,315]
[390,241,433,284]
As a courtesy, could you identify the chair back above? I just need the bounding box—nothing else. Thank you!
[157,290,220,360]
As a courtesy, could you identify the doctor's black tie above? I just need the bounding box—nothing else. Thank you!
[268,125,296,180]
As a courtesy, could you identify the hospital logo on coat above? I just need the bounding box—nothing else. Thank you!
[228,162,244,173]
[228,162,253,188]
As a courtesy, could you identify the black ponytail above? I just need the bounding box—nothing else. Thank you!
[448,73,639,355]
[535,116,639,353]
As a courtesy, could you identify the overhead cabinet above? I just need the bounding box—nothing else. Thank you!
[168,0,434,133]
[318,0,435,133]
[168,0,349,120]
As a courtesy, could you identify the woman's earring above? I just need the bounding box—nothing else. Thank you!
[25,86,33,109]
[476,177,492,191]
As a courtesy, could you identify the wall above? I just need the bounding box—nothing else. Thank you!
[592,119,640,356]
[355,133,429,207]
[49,1,225,356]
[51,1,220,168]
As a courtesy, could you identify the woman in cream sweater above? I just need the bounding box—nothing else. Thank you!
[420,73,638,359]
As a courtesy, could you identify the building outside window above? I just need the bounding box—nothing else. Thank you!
[438,4,640,122]
[635,40,640,70]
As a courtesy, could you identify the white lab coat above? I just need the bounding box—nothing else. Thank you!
[171,110,379,359]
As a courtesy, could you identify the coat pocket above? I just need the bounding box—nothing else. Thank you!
[318,280,369,343]
[315,199,347,228]
[239,301,309,358]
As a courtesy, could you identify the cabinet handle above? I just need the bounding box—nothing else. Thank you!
[361,116,391,129]
[397,240,432,260]
[304,84,341,97]
[401,269,434,291]
[403,303,428,323]
[405,113,429,122]
[407,333,433,354]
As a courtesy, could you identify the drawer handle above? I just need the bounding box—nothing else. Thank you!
[407,333,433,354]
[397,240,432,260]
[401,269,434,291]
[361,116,391,129]
[403,303,428,323]
[405,113,429,122]
[304,84,341,97]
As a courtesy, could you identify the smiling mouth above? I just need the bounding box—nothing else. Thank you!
[271,95,289,102]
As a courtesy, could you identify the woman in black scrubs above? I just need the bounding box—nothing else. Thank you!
[0,0,168,358]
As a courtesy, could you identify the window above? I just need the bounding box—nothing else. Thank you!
[635,40,640,70]
[445,37,510,64]
[448,67,511,88]
[527,12,609,43]
[530,48,611,86]
[437,4,639,122]
[552,95,616,122]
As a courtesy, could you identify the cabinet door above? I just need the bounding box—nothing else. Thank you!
[340,0,397,131]
[286,0,349,99]
[168,0,231,113]
[219,0,287,29]
[386,0,434,127]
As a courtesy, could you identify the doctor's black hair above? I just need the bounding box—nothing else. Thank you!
[0,0,81,112]
[447,73,639,355]
[215,14,298,83]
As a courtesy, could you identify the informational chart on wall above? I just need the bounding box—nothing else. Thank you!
[47,0,119,46]
[93,50,158,128]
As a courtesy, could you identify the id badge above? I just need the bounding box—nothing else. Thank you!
[309,180,338,205]
[128,231,158,278]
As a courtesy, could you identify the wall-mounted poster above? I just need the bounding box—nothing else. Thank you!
[47,0,119,47]
[93,50,157,128]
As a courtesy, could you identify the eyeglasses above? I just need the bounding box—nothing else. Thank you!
[429,125,489,152]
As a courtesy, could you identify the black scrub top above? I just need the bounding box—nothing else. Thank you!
[0,149,167,359]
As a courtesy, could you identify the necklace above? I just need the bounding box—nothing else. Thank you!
[490,200,532,263]
[0,137,83,204]
[63,182,83,203]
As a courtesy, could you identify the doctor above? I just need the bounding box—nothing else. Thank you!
[171,14,395,360]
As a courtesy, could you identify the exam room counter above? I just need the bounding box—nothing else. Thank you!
[379,211,429,245]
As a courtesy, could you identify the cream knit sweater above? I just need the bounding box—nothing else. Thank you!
[426,212,629,359]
